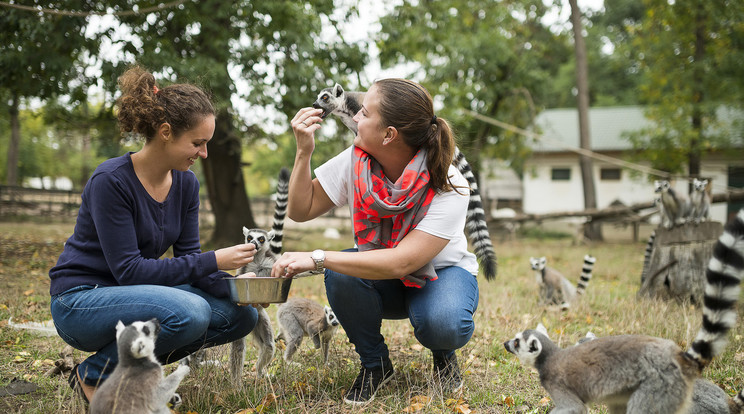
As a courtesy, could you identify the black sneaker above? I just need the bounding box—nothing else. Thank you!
[342,360,394,405]
[433,352,463,394]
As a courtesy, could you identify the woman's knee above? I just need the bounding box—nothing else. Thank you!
[412,308,474,350]
[159,293,212,334]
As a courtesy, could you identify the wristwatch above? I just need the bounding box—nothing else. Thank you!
[311,249,325,273]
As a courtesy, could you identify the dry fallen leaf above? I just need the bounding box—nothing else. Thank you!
[539,396,552,406]
[500,394,514,407]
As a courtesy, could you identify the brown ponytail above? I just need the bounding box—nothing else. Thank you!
[374,79,458,193]
[116,65,215,140]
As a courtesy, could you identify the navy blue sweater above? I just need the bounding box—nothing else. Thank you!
[49,153,230,298]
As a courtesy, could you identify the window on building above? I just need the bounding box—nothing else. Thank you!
[551,168,571,181]
[600,168,622,181]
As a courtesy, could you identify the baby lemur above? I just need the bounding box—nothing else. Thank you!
[276,297,340,364]
[228,167,290,382]
[530,255,596,309]
[89,319,190,414]
[505,208,744,414]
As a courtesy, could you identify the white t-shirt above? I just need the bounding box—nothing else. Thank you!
[315,146,479,275]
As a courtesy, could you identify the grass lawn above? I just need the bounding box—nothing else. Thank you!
[0,220,741,413]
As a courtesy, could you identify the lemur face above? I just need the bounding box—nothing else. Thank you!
[312,83,345,119]
[504,329,544,368]
[530,257,546,271]
[115,318,160,360]
[242,227,275,252]
[693,178,708,191]
[655,180,671,193]
[324,306,340,327]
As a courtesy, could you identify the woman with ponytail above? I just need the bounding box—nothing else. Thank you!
[49,65,259,402]
[275,78,479,405]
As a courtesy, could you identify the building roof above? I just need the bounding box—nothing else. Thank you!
[531,106,651,152]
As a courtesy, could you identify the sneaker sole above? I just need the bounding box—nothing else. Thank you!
[342,373,395,406]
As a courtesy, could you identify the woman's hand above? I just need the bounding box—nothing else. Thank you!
[214,243,256,271]
[290,108,323,156]
[271,251,315,278]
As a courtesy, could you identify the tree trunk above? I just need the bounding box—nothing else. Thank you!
[80,104,91,188]
[568,0,602,241]
[638,221,722,304]
[201,108,256,247]
[689,3,706,190]
[6,93,20,186]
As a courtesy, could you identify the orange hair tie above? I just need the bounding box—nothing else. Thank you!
[153,85,159,94]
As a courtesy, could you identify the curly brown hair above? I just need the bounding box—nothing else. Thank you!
[116,65,215,140]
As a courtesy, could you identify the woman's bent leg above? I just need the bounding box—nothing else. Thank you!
[165,284,257,363]
[51,284,255,385]
[325,270,407,368]
[406,266,479,353]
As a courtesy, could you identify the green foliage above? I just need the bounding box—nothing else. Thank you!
[376,0,572,175]
[622,0,744,173]
[0,1,97,101]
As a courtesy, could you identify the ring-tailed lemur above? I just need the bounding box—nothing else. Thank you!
[641,230,656,284]
[89,319,190,414]
[275,297,340,364]
[505,208,744,414]
[313,83,497,281]
[690,178,712,224]
[529,255,596,309]
[655,179,691,228]
[228,167,291,382]
[574,330,744,414]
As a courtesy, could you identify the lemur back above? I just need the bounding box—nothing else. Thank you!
[313,83,497,281]
[229,167,290,382]
[276,297,340,364]
[89,319,190,414]
[507,208,744,414]
[576,331,744,414]
[530,255,595,308]
[690,178,712,224]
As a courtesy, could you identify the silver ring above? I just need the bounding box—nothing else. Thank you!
[301,121,308,127]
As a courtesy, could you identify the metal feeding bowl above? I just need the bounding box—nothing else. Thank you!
[225,276,293,304]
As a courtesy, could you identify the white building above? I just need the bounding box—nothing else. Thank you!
[492,106,743,223]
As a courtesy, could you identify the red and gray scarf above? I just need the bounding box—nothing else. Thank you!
[351,145,437,288]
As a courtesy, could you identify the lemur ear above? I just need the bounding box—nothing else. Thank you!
[540,257,546,265]
[536,323,549,337]
[529,337,542,353]
[266,230,275,240]
[242,226,249,236]
[333,83,344,97]
[115,320,125,339]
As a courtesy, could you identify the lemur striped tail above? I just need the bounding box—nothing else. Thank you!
[576,255,596,295]
[734,388,744,413]
[640,231,656,284]
[454,147,497,281]
[269,167,290,256]
[684,208,744,370]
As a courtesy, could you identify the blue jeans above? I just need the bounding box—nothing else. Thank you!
[324,262,479,369]
[50,284,256,386]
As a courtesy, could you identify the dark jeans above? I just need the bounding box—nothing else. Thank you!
[51,283,256,386]
[324,262,479,368]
